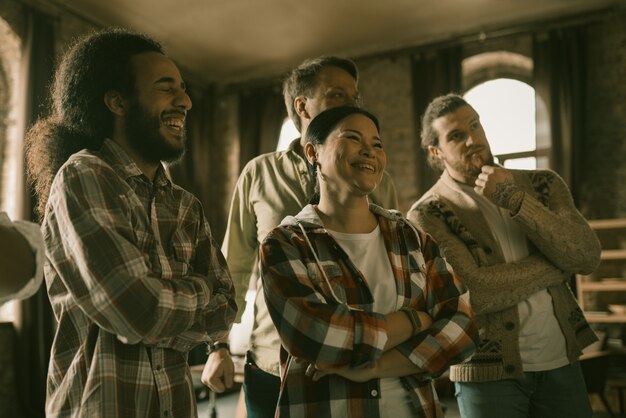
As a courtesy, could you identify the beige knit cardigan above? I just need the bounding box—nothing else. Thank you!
[407,169,600,381]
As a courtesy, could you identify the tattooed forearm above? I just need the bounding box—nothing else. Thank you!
[492,179,524,213]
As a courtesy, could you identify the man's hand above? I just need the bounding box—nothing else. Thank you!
[305,361,377,383]
[201,349,234,393]
[474,165,524,213]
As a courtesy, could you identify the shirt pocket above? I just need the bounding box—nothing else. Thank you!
[170,230,195,277]
[306,262,347,305]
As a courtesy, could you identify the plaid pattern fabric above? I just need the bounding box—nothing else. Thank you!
[43,139,236,418]
[260,204,478,418]
[222,138,398,375]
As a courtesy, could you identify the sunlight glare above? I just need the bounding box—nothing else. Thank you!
[276,118,300,151]
[464,79,536,156]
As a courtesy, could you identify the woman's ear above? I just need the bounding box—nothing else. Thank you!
[304,142,317,165]
[104,90,127,116]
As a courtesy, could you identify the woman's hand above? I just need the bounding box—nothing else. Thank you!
[305,361,377,383]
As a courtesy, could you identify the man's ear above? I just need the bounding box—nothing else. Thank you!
[304,142,317,165]
[294,96,310,121]
[428,145,442,160]
[104,90,127,116]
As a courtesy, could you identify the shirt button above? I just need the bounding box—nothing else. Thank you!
[505,322,515,331]
[370,389,378,397]
[505,365,516,374]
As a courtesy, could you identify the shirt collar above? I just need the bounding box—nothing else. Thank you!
[98,139,172,188]
[441,170,465,193]
[283,203,404,229]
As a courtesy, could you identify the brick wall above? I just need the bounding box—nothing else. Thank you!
[2,2,626,415]
[581,11,626,219]
[3,1,625,227]
[356,54,419,212]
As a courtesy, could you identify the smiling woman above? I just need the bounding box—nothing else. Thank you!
[303,106,386,214]
[258,105,478,418]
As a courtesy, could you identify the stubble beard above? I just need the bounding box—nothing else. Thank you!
[453,149,495,181]
[124,99,186,165]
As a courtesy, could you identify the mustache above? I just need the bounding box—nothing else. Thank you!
[466,145,486,155]
[162,109,187,119]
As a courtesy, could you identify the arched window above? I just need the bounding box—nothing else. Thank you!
[462,51,550,170]
[465,79,537,169]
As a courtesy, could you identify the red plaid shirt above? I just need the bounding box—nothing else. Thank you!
[260,204,478,418]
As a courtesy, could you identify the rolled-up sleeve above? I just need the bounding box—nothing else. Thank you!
[394,231,478,377]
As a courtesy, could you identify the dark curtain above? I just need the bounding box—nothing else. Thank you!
[14,8,56,418]
[169,85,217,223]
[411,46,463,198]
[238,86,287,170]
[533,27,586,204]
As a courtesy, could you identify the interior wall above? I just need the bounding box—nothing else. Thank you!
[210,10,626,221]
[4,2,624,235]
[356,54,417,212]
[581,10,626,219]
[1,3,625,416]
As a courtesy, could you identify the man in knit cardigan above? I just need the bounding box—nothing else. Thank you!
[407,93,600,418]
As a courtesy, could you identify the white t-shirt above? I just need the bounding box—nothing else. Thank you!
[460,185,569,371]
[328,226,415,417]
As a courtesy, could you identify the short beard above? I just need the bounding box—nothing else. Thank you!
[453,150,495,180]
[124,99,186,165]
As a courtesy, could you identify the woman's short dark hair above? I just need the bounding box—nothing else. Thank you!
[305,105,379,146]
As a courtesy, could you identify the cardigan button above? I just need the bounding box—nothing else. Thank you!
[370,389,378,397]
[505,321,515,331]
[484,246,493,255]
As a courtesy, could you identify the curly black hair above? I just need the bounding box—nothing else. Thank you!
[26,28,163,219]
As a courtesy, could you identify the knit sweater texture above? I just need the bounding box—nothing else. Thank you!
[407,169,600,381]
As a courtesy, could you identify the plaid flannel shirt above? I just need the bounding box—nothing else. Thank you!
[260,204,478,418]
[43,139,236,418]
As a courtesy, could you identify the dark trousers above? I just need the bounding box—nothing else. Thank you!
[243,351,281,418]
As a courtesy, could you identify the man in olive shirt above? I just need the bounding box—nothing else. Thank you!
[202,56,398,417]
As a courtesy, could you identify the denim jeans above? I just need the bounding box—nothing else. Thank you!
[455,362,592,418]
[243,351,281,418]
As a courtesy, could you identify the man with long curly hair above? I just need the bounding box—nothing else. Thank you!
[26,28,236,417]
